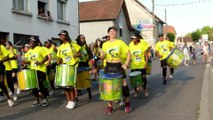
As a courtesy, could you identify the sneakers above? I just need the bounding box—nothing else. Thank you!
[163,80,167,85]
[49,90,55,96]
[169,75,173,79]
[105,106,113,114]
[125,102,132,113]
[119,100,125,106]
[144,90,149,97]
[16,88,21,95]
[32,101,41,108]
[42,99,48,107]
[66,101,75,109]
[7,99,15,107]
[13,94,18,101]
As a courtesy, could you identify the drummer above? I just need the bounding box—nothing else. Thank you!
[75,34,93,100]
[155,34,173,85]
[100,26,131,114]
[0,38,15,107]
[23,37,49,107]
[44,39,58,95]
[129,34,149,98]
[6,41,20,99]
[57,30,81,109]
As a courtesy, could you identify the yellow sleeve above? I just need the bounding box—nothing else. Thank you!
[155,43,160,52]
[72,42,81,53]
[41,47,49,58]
[1,45,9,58]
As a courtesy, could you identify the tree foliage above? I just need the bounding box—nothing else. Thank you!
[185,26,213,41]
[166,33,175,42]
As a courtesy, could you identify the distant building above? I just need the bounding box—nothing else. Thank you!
[125,0,165,46]
[0,0,79,47]
[79,0,132,44]
[177,37,194,47]
[163,25,177,35]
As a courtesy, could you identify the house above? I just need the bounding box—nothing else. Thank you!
[0,0,79,47]
[176,37,194,47]
[79,0,132,44]
[125,0,165,46]
[163,25,177,35]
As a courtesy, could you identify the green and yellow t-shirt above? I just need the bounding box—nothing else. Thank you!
[140,39,149,49]
[155,40,173,60]
[0,45,9,61]
[0,45,11,71]
[102,39,129,62]
[79,45,89,62]
[48,46,57,64]
[129,41,148,69]
[8,48,18,69]
[25,46,48,73]
[57,42,81,65]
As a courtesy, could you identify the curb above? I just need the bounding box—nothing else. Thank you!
[199,57,212,120]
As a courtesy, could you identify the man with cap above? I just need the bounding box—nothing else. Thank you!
[44,39,58,95]
[155,34,174,85]
[57,30,81,109]
[23,36,50,107]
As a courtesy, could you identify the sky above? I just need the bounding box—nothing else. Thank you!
[79,0,213,36]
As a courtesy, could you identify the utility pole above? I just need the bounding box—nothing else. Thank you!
[152,0,156,43]
[165,8,167,35]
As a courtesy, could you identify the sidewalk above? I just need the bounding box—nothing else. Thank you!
[199,57,213,120]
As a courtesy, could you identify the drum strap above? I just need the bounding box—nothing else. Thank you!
[165,48,175,61]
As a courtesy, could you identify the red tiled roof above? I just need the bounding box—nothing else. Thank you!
[164,25,177,35]
[79,0,124,22]
[177,37,193,43]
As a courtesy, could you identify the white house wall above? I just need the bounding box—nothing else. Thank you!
[114,8,131,44]
[80,21,114,44]
[0,0,79,44]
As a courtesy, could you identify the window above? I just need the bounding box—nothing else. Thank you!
[57,0,67,21]
[13,0,27,12]
[38,1,47,17]
[14,33,37,47]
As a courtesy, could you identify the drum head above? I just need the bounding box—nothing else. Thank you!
[129,71,141,76]
[102,73,122,79]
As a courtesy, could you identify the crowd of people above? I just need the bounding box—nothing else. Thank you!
[1,26,207,115]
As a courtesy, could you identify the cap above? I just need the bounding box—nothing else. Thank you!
[58,30,68,36]
[131,35,137,39]
[24,44,29,47]
[29,37,37,42]
[158,33,164,37]
[44,39,52,43]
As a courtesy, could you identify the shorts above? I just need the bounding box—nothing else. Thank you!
[104,62,126,79]
[160,59,167,68]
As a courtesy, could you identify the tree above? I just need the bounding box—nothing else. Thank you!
[166,33,175,42]
[200,26,213,41]
[191,31,201,41]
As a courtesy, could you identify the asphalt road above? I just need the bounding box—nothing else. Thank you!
[0,58,205,120]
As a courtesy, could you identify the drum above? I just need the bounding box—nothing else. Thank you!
[55,64,76,88]
[99,73,122,101]
[129,71,143,87]
[17,69,38,90]
[76,67,91,90]
[165,48,184,68]
[98,69,104,77]
[146,59,152,75]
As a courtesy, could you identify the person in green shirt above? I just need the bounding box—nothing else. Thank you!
[57,30,81,109]
[129,34,149,97]
[23,37,49,107]
[155,34,173,85]
[0,38,15,107]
